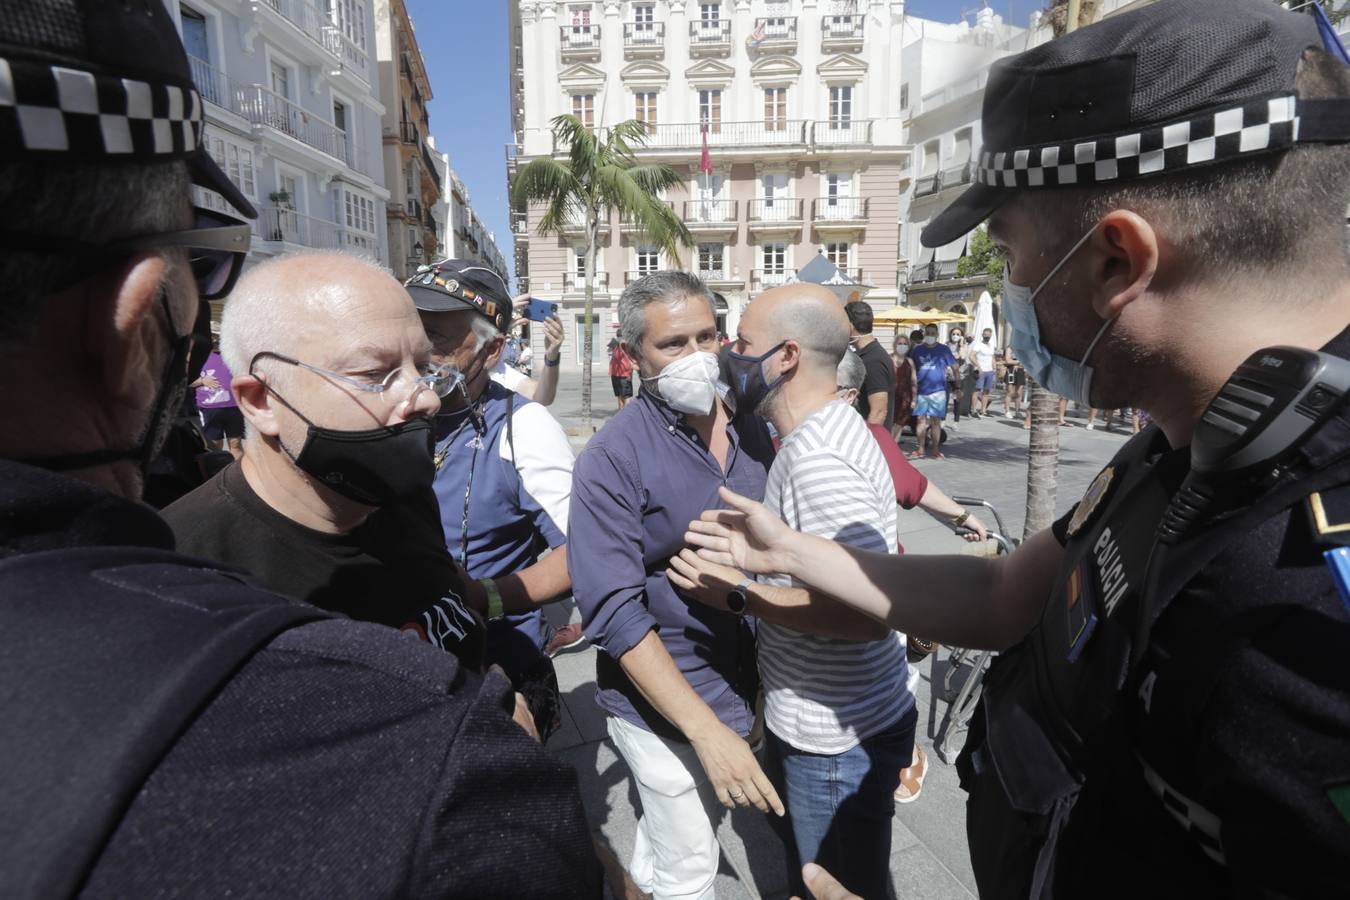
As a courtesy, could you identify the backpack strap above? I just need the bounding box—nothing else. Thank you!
[0,548,327,898]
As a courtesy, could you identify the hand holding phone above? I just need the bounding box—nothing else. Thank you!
[524,298,559,323]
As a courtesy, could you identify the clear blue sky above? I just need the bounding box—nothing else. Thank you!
[409,1,1044,283]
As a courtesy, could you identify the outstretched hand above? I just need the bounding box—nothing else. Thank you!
[684,487,798,576]
[666,548,744,612]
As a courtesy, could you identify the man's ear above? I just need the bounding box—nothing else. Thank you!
[1089,209,1159,320]
[484,333,507,369]
[233,373,281,438]
[84,253,174,407]
[779,339,802,375]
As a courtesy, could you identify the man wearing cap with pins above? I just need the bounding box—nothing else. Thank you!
[407,259,582,741]
[0,2,602,895]
[682,0,1350,896]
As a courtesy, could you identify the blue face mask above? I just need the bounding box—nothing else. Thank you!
[1002,225,1115,406]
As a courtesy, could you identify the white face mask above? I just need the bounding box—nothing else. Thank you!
[924,335,937,346]
[643,351,721,416]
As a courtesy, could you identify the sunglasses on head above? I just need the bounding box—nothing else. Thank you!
[0,206,251,300]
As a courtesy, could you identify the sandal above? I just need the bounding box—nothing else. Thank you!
[907,450,923,460]
[907,636,939,662]
[895,746,928,804]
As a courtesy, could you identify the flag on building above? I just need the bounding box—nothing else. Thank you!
[700,122,713,176]
[745,19,766,49]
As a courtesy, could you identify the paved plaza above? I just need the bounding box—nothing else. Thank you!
[538,371,1131,899]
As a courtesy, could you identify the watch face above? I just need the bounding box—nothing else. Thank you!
[727,587,748,615]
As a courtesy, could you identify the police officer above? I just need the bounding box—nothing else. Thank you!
[0,3,601,896]
[680,0,1350,895]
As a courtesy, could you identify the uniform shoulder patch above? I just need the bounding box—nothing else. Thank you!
[1067,465,1117,538]
[1307,485,1350,546]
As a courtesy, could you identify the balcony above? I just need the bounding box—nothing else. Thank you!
[626,119,808,152]
[750,17,796,51]
[811,196,869,227]
[323,27,370,85]
[255,206,378,255]
[399,120,419,144]
[624,22,665,57]
[187,55,245,118]
[238,84,366,174]
[697,266,744,287]
[688,19,731,55]
[913,162,973,199]
[560,208,611,236]
[751,268,797,291]
[562,271,611,293]
[747,198,804,233]
[559,25,602,61]
[908,259,963,284]
[624,270,663,285]
[821,14,865,52]
[813,119,873,147]
[505,142,520,176]
[683,198,738,234]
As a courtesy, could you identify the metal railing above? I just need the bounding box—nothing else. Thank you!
[187,55,241,114]
[914,163,973,199]
[399,120,418,144]
[908,259,964,284]
[623,22,665,49]
[689,19,731,45]
[914,171,940,197]
[697,267,739,282]
[323,26,369,80]
[559,25,602,53]
[562,271,610,292]
[812,196,869,221]
[255,205,376,253]
[821,14,865,43]
[814,119,873,145]
[624,269,663,284]
[238,84,363,172]
[683,198,738,224]
[638,119,808,150]
[751,268,796,290]
[748,198,804,222]
[262,0,331,52]
[753,17,797,42]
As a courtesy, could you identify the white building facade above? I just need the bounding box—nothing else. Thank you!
[429,141,512,285]
[170,0,391,271]
[508,0,911,369]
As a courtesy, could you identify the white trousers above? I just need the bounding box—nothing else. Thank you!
[607,715,723,900]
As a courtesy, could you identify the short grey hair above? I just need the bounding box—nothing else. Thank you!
[0,159,191,349]
[617,271,715,361]
[837,349,866,391]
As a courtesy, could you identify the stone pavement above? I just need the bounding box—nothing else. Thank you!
[537,371,1131,898]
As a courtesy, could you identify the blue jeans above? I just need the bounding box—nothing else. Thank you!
[764,703,917,900]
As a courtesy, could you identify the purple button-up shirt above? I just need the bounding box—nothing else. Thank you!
[569,389,775,741]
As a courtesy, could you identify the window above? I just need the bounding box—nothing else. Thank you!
[636,246,660,276]
[571,5,592,30]
[573,246,587,277]
[829,85,853,127]
[761,173,788,209]
[700,3,721,24]
[202,130,257,210]
[951,127,973,165]
[825,172,847,203]
[900,82,910,110]
[698,242,724,277]
[698,89,721,133]
[764,87,787,131]
[328,0,368,50]
[922,139,939,176]
[332,99,348,134]
[343,190,376,233]
[826,242,850,270]
[633,3,654,28]
[634,91,657,127]
[270,60,291,100]
[762,242,787,274]
[405,159,417,199]
[572,93,595,127]
[181,6,210,63]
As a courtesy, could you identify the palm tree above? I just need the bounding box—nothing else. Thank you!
[1023,379,1061,539]
[511,115,692,430]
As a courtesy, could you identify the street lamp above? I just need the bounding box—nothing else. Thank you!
[406,240,425,275]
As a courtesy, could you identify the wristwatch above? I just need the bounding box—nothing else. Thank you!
[953,510,971,528]
[477,578,504,620]
[727,578,753,617]
[544,355,561,367]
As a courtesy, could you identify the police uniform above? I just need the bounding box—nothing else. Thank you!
[914,0,1350,895]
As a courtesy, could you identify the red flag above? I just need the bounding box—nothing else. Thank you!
[700,122,712,176]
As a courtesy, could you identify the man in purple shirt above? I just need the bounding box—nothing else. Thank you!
[569,272,782,898]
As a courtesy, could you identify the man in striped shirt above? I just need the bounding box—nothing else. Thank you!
[669,284,914,898]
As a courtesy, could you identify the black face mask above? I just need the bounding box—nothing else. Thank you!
[267,386,435,507]
[720,341,787,416]
[21,294,208,476]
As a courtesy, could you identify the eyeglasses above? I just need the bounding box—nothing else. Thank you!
[0,206,251,300]
[250,351,465,400]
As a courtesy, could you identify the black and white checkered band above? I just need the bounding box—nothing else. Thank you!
[976,95,1299,189]
[0,56,203,159]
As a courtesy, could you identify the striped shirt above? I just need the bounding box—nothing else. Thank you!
[758,400,912,754]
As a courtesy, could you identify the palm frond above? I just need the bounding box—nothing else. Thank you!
[550,113,600,181]
[594,164,692,263]
[624,163,685,198]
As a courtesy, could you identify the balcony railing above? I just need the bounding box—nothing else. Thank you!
[560,25,602,57]
[814,119,873,145]
[914,162,973,198]
[624,119,808,151]
[187,55,244,116]
[812,196,869,222]
[748,198,804,222]
[255,206,377,254]
[821,14,865,48]
[624,269,664,285]
[908,259,963,284]
[623,22,665,53]
[914,171,940,197]
[752,17,797,45]
[399,120,418,143]
[238,84,364,172]
[323,27,369,81]
[262,0,331,52]
[697,267,740,283]
[563,271,610,292]
[751,268,796,290]
[683,198,738,225]
[689,19,731,50]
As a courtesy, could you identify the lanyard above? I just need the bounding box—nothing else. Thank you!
[434,402,486,570]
